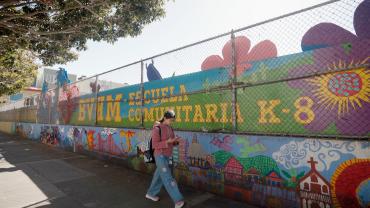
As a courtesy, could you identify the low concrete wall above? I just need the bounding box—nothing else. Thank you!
[0,121,15,134]
[1,122,369,208]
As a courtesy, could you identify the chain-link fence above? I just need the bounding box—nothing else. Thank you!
[0,0,369,138]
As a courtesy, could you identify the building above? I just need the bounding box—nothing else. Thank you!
[172,137,189,165]
[298,157,332,208]
[243,167,261,186]
[0,87,41,111]
[265,170,283,187]
[0,67,76,110]
[224,157,243,185]
[73,78,128,95]
[188,134,208,167]
[0,67,127,110]
[174,162,192,185]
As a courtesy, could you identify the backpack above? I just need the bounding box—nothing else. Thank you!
[144,126,161,163]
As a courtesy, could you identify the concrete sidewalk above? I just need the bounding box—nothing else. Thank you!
[0,133,255,208]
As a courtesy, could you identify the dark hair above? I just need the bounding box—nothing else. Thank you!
[159,110,175,123]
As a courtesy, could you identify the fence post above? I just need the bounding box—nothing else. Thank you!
[94,75,99,126]
[48,90,51,124]
[140,60,144,128]
[231,30,237,133]
[55,87,60,125]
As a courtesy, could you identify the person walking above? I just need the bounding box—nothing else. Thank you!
[145,110,185,208]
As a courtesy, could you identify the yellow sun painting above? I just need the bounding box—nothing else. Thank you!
[307,59,370,117]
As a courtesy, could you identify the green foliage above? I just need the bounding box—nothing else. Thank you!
[212,150,280,176]
[281,168,305,188]
[297,170,305,179]
[213,150,233,165]
[0,48,37,96]
[0,0,167,95]
[238,155,280,176]
[0,0,167,65]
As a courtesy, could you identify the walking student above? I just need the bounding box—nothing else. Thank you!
[145,110,185,208]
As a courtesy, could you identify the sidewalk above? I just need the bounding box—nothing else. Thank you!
[0,133,256,208]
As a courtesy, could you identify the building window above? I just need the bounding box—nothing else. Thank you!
[311,175,318,183]
[322,185,328,193]
[304,182,309,190]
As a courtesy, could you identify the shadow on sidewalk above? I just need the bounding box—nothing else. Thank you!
[0,133,256,208]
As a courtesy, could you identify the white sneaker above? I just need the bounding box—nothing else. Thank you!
[175,201,185,208]
[145,194,160,202]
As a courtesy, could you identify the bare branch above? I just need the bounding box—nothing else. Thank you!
[0,1,41,11]
[0,1,106,24]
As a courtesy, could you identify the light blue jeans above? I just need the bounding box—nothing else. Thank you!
[147,155,184,203]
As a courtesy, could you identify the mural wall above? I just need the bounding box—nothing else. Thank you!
[39,37,370,137]
[0,121,15,134]
[32,0,370,137]
[1,2,369,208]
[11,122,370,208]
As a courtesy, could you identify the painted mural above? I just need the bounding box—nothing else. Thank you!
[1,2,370,207]
[12,122,370,208]
[28,0,370,137]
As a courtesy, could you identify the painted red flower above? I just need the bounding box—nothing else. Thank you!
[201,36,277,76]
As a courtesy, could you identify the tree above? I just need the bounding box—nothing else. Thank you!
[0,47,38,95]
[0,0,167,95]
[1,0,167,65]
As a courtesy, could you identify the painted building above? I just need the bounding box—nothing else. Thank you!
[298,157,332,208]
[224,157,243,185]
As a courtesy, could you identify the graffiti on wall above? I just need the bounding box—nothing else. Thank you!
[13,122,370,208]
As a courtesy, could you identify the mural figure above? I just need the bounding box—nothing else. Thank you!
[90,82,101,93]
[119,129,135,153]
[86,130,95,151]
[58,126,73,148]
[73,127,86,152]
[210,135,233,151]
[56,67,70,88]
[41,80,48,94]
[146,60,162,81]
[97,128,122,156]
[40,126,60,146]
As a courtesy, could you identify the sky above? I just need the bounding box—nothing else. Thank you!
[58,0,356,85]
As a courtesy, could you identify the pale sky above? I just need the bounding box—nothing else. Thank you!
[58,0,357,86]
